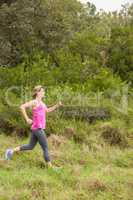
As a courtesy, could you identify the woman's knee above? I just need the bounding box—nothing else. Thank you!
[29,145,35,150]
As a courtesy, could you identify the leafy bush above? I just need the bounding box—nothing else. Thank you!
[83,68,125,93]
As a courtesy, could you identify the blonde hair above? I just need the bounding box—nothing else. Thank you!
[32,85,44,98]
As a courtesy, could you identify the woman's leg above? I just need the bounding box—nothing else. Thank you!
[35,129,51,164]
[13,131,38,153]
[5,131,38,160]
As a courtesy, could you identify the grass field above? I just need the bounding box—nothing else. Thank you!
[0,120,133,200]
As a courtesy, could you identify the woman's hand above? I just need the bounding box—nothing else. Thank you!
[26,118,33,125]
[57,101,63,107]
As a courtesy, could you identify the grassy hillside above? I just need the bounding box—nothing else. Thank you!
[0,1,133,199]
[0,119,133,200]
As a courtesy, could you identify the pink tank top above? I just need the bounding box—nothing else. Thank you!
[31,102,47,130]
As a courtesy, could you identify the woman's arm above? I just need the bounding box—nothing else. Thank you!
[20,100,36,124]
[46,101,63,113]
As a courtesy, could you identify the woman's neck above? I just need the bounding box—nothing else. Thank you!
[35,97,42,102]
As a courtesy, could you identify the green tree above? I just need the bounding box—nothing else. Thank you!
[108,25,133,84]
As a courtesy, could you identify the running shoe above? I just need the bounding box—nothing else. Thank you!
[5,149,14,160]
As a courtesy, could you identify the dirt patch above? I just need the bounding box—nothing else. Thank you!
[72,164,82,176]
[48,134,68,147]
[78,159,88,166]
[77,178,107,191]
[101,124,128,147]
[127,181,133,188]
[63,127,76,139]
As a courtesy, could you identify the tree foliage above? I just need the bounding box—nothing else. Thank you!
[0,0,133,85]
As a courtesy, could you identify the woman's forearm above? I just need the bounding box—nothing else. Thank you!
[47,104,59,113]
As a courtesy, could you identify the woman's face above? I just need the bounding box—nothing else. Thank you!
[37,88,45,98]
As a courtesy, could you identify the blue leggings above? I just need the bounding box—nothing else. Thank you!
[20,128,50,162]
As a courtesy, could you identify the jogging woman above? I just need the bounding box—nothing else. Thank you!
[5,85,63,168]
